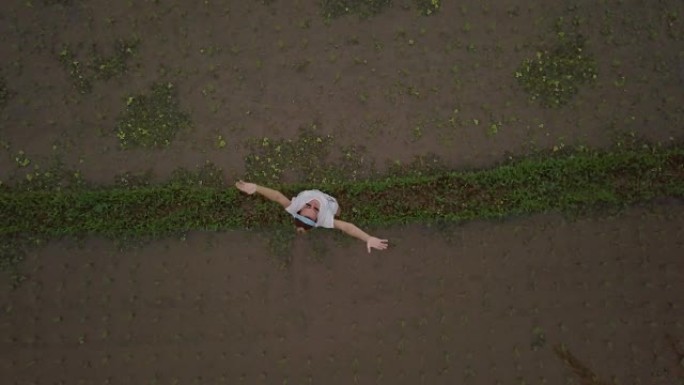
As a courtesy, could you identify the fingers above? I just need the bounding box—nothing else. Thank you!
[368,239,389,252]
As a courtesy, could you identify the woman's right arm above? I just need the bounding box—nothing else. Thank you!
[333,219,389,253]
[235,180,291,208]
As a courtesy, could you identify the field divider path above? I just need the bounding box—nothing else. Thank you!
[1,144,682,241]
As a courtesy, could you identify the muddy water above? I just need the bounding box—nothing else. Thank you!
[2,203,683,384]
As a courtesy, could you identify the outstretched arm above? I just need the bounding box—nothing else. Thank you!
[235,180,291,208]
[333,219,389,253]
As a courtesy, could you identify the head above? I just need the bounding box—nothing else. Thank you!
[294,200,319,234]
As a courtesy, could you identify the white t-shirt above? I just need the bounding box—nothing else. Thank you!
[285,189,339,228]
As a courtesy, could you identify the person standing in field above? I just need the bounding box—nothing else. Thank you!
[235,180,389,253]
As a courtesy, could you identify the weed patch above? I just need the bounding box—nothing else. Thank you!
[515,18,597,108]
[415,0,440,16]
[243,122,334,185]
[320,0,440,20]
[320,0,392,19]
[58,38,139,94]
[168,162,225,189]
[244,126,377,186]
[91,38,140,80]
[6,158,88,192]
[115,82,191,149]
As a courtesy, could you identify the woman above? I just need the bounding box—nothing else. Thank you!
[235,180,389,253]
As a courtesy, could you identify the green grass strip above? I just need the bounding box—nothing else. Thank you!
[1,145,683,240]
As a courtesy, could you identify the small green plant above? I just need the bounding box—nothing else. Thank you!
[91,38,140,80]
[320,0,392,19]
[412,125,423,141]
[0,75,10,108]
[515,20,597,108]
[358,90,369,104]
[293,59,312,73]
[42,0,74,5]
[115,82,191,149]
[415,0,440,16]
[530,326,546,350]
[12,151,30,168]
[58,45,91,94]
[320,0,440,18]
[486,121,501,137]
[215,135,227,149]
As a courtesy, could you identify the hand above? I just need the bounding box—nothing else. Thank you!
[235,180,257,195]
[366,237,389,253]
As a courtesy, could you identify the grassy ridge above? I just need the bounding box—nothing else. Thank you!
[2,144,683,240]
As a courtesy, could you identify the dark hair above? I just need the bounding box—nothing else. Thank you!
[294,210,314,233]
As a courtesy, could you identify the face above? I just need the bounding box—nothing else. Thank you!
[299,200,320,221]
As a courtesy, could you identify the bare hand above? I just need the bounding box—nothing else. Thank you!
[235,180,257,195]
[367,237,389,253]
